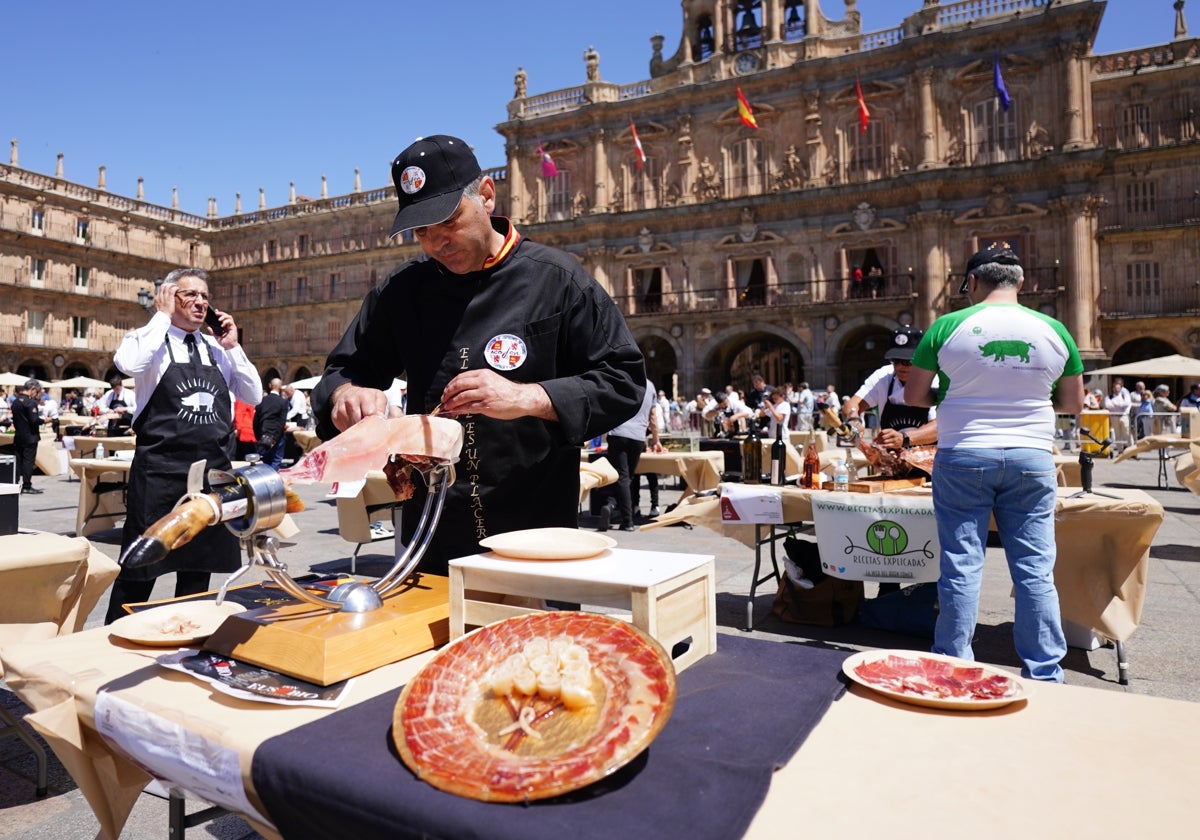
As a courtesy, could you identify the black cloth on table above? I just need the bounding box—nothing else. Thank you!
[251,633,850,840]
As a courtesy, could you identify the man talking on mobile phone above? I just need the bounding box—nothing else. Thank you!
[103,267,262,623]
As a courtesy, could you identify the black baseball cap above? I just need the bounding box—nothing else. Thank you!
[960,242,1022,293]
[884,325,923,361]
[388,135,482,237]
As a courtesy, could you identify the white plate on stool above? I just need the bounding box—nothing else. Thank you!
[479,528,618,560]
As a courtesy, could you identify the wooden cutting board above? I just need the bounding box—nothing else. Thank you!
[204,574,449,685]
[821,476,926,493]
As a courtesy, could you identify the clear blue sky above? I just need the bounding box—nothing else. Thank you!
[4,0,1172,216]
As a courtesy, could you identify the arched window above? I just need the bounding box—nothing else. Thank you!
[783,0,806,41]
[694,14,715,61]
[734,1,763,52]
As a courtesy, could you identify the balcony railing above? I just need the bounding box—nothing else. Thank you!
[1098,283,1200,318]
[1097,196,1200,232]
[1093,117,1200,152]
[613,267,1060,318]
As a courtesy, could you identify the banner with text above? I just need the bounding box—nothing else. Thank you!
[810,494,940,583]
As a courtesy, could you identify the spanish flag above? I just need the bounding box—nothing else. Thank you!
[855,78,870,134]
[630,118,646,170]
[736,86,759,130]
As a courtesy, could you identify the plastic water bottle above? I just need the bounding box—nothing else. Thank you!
[94,442,105,460]
[833,458,849,491]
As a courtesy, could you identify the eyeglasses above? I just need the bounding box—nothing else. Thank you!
[892,360,913,367]
[175,290,210,303]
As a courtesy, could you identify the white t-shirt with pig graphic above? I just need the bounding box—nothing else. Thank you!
[911,303,1083,450]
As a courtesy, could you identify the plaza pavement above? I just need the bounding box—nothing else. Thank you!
[2,449,1197,838]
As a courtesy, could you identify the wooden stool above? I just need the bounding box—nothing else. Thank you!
[449,548,716,672]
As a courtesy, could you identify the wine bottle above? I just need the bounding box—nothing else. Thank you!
[771,421,786,485]
[741,424,762,484]
[802,430,819,489]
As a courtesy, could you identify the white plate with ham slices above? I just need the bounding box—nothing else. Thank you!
[108,600,246,647]
[479,528,617,560]
[842,650,1027,711]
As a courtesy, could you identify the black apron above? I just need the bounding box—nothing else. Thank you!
[878,374,929,432]
[118,334,241,581]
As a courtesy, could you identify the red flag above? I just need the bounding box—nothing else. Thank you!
[855,78,870,134]
[537,140,558,178]
[736,86,759,130]
[630,118,645,170]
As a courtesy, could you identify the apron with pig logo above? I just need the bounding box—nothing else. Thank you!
[118,331,240,580]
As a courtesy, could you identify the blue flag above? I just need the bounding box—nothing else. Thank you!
[993,53,1011,111]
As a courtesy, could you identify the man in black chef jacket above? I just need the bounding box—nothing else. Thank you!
[312,135,645,574]
[103,268,262,623]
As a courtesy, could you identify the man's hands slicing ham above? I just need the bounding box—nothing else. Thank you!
[281,415,464,497]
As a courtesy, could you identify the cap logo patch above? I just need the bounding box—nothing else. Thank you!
[399,166,426,195]
[894,334,909,346]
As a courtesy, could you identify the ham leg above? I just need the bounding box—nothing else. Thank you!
[281,415,464,486]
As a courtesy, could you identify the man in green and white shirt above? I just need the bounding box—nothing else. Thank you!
[905,244,1084,682]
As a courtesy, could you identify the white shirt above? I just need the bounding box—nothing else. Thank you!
[97,387,137,414]
[853,363,937,420]
[114,311,262,422]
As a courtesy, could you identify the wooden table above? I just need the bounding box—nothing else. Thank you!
[68,457,133,536]
[63,435,137,460]
[2,624,1196,840]
[1113,433,1194,488]
[633,450,726,499]
[0,436,65,478]
[652,485,1163,660]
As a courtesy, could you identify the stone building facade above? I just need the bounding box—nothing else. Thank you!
[1,0,1197,401]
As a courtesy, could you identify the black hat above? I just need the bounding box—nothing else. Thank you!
[884,325,923,361]
[960,242,1022,293]
[388,135,482,237]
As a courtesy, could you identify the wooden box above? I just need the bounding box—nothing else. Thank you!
[449,549,716,673]
[204,574,450,685]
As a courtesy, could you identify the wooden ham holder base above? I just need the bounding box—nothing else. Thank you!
[204,574,450,685]
[820,476,926,493]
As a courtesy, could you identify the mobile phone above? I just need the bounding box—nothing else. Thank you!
[205,306,227,336]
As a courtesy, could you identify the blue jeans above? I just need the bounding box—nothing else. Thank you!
[931,447,1066,682]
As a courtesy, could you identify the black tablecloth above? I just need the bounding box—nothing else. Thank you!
[252,634,850,840]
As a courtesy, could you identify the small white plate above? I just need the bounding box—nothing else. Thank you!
[109,600,245,646]
[843,649,1027,711]
[479,528,618,560]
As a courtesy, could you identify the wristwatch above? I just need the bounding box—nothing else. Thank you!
[901,431,911,448]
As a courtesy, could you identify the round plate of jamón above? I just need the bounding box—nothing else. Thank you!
[393,611,677,802]
[842,649,1027,711]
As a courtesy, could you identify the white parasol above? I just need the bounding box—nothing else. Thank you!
[1087,354,1200,378]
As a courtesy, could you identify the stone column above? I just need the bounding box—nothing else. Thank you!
[591,128,608,214]
[1050,194,1103,354]
[909,209,953,324]
[1062,38,1090,151]
[916,67,942,170]
[506,142,524,223]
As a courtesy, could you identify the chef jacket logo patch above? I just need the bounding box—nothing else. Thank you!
[399,166,426,195]
[175,379,222,426]
[485,334,527,371]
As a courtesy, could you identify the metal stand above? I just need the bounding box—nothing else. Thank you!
[1069,429,1120,499]
[744,523,784,630]
[214,461,454,615]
